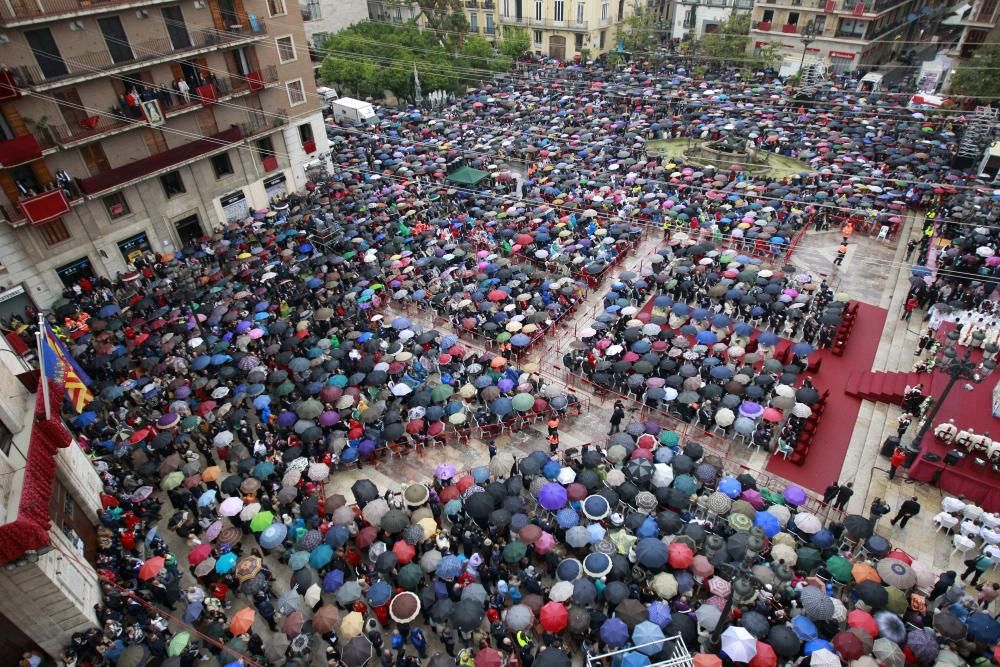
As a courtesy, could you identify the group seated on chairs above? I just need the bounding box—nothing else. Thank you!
[935,419,1000,471]
[934,494,1000,565]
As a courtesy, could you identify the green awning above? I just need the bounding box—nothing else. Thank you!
[446,166,489,185]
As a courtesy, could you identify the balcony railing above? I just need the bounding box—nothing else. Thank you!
[468,25,479,32]
[498,15,588,30]
[0,0,180,27]
[484,25,495,34]
[239,108,287,139]
[43,65,279,148]
[466,0,478,7]
[781,23,798,33]
[10,23,266,90]
[755,21,772,30]
[77,125,244,196]
[483,1,494,8]
[0,134,43,168]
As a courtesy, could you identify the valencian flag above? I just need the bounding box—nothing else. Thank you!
[40,320,92,413]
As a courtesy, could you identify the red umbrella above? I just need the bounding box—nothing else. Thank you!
[475,648,504,667]
[406,419,425,434]
[356,526,378,549]
[439,486,460,502]
[885,550,912,565]
[130,428,153,444]
[762,408,782,422]
[138,556,165,581]
[847,610,878,638]
[187,543,213,566]
[539,601,569,633]
[487,290,508,302]
[832,631,865,661]
[636,434,657,449]
[456,475,475,493]
[748,641,777,667]
[392,540,416,564]
[668,543,693,568]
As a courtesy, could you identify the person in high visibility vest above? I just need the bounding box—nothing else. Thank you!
[515,630,532,648]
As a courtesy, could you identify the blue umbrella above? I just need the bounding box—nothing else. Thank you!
[600,618,630,647]
[632,621,666,655]
[791,615,818,640]
[490,397,513,416]
[966,613,1000,643]
[183,601,204,624]
[557,558,582,581]
[325,525,350,548]
[197,490,217,507]
[323,569,345,592]
[98,304,121,318]
[718,477,742,499]
[758,332,780,346]
[368,580,392,606]
[510,334,531,347]
[710,366,734,380]
[260,523,287,549]
[636,517,659,538]
[803,639,834,656]
[634,538,668,568]
[289,551,311,570]
[556,507,580,528]
[436,555,464,580]
[696,331,718,345]
[811,529,835,548]
[791,342,814,356]
[74,411,98,428]
[310,544,334,569]
[192,356,211,370]
[392,317,411,330]
[753,511,780,538]
[647,602,671,628]
[216,552,237,574]
[733,323,753,336]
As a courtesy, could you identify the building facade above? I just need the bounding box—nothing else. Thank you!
[671,0,754,42]
[301,0,369,48]
[0,336,104,659]
[497,0,639,58]
[943,0,1000,59]
[0,0,329,309]
[748,0,938,74]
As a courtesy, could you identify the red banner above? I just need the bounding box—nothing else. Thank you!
[195,84,218,106]
[247,70,264,92]
[0,134,42,167]
[853,1,865,15]
[262,155,278,172]
[825,0,835,12]
[303,139,317,154]
[19,189,71,225]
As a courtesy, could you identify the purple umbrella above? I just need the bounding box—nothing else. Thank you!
[741,489,765,509]
[539,483,569,511]
[319,410,340,426]
[277,411,297,428]
[157,412,179,428]
[498,378,515,392]
[174,386,191,399]
[783,486,807,506]
[600,618,630,647]
[647,602,672,628]
[739,401,763,419]
[236,320,253,333]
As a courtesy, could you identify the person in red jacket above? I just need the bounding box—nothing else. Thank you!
[889,448,906,481]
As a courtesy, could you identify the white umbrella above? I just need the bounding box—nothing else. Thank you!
[721,626,757,662]
[775,384,795,398]
[793,512,823,534]
[606,469,626,487]
[792,403,812,418]
[549,580,573,602]
[715,408,735,427]
[809,649,841,667]
[391,383,412,396]
[767,505,791,526]
[652,463,674,488]
[557,467,576,485]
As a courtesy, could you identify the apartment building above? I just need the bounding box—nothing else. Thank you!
[0,0,329,309]
[301,0,369,48]
[749,0,939,73]
[671,0,754,42]
[943,0,1000,59]
[498,0,639,58]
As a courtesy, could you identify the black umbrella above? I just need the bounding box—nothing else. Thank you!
[854,580,889,608]
[453,600,484,631]
[665,614,697,651]
[430,599,454,623]
[843,514,874,539]
[352,480,379,504]
[604,581,630,606]
[767,625,801,658]
[465,493,497,520]
[534,649,570,667]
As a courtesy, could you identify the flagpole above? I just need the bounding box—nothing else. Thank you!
[36,316,51,420]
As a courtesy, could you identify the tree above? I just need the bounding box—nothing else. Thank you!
[500,27,531,60]
[618,5,660,53]
[698,12,752,62]
[949,44,1000,99]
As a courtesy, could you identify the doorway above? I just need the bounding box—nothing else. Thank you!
[56,257,95,287]
[117,232,151,263]
[174,214,204,247]
[549,35,566,60]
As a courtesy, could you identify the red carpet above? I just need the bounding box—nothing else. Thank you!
[765,303,888,492]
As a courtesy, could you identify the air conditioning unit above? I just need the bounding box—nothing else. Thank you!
[68,20,84,30]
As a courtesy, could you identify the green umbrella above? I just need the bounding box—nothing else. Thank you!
[160,471,184,491]
[431,385,454,402]
[276,380,295,396]
[106,319,123,331]
[659,431,679,447]
[397,563,423,590]
[885,586,907,614]
[250,510,275,532]
[761,489,786,505]
[502,540,527,563]
[673,474,698,497]
[253,461,275,479]
[512,393,534,412]
[496,332,511,342]
[795,547,822,572]
[167,631,191,656]
[729,513,753,533]
[825,555,853,584]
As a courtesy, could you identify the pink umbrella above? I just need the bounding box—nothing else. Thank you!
[220,497,244,517]
[741,489,765,509]
[535,532,556,554]
[762,408,783,423]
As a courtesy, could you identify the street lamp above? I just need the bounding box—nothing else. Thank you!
[706,559,757,652]
[906,329,997,463]
[798,20,820,73]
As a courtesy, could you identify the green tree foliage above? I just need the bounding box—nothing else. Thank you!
[319,22,507,101]
[697,13,782,72]
[949,44,1000,99]
[499,27,531,60]
[618,6,659,53]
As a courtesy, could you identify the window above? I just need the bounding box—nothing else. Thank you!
[554,0,564,21]
[837,18,867,37]
[762,9,774,22]
[276,35,296,63]
[38,219,71,245]
[602,2,608,20]
[575,33,584,49]
[534,29,543,44]
[535,0,542,20]
[267,0,286,16]
[486,14,494,32]
[470,12,478,30]
[103,192,130,219]
[576,3,584,23]
[298,122,314,146]
[98,16,134,64]
[787,11,799,25]
[0,420,11,457]
[211,152,234,178]
[502,0,509,16]
[257,137,276,160]
[286,78,305,106]
[813,16,826,32]
[160,171,186,197]
[599,30,606,48]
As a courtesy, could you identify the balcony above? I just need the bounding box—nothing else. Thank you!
[0,134,43,168]
[44,66,279,150]
[468,25,479,32]
[77,125,244,196]
[755,20,772,30]
[499,15,589,30]
[483,1,494,8]
[781,23,799,32]
[466,0,478,6]
[0,0,181,28]
[10,23,267,92]
[239,108,287,140]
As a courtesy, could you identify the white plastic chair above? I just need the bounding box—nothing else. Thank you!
[951,534,976,560]
[934,513,959,534]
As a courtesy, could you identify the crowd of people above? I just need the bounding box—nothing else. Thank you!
[6,49,999,667]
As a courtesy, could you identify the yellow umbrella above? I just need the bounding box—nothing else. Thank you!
[418,518,438,540]
[340,611,364,639]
